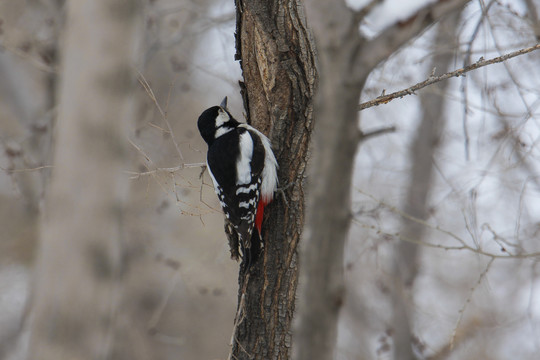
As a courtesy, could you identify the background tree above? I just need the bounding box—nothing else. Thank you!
[25,0,148,359]
[316,1,540,360]
[295,1,469,359]
[1,1,242,359]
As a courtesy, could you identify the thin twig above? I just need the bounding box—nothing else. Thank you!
[358,44,540,111]
[128,138,152,163]
[353,220,540,259]
[125,163,206,179]
[136,70,165,117]
[0,165,54,173]
[136,70,185,161]
[354,190,540,259]
[450,258,494,350]
[360,125,397,142]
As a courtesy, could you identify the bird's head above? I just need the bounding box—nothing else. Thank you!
[197,97,239,145]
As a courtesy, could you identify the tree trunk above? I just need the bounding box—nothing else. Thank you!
[295,1,470,359]
[391,12,462,360]
[230,1,316,359]
[293,4,366,359]
[26,1,144,359]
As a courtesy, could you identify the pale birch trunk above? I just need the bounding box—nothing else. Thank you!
[26,1,144,359]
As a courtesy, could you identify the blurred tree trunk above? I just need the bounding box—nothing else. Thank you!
[26,1,145,359]
[230,0,316,359]
[0,1,63,269]
[294,1,470,360]
[0,1,62,216]
[391,12,462,360]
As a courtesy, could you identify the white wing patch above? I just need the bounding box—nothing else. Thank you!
[238,124,278,202]
[236,132,253,185]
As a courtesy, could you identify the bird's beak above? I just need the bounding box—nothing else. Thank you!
[220,96,228,109]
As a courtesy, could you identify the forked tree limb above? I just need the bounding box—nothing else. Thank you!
[356,0,471,76]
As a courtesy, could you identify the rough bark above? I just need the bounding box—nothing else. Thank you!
[295,1,470,360]
[26,1,144,359]
[230,1,316,359]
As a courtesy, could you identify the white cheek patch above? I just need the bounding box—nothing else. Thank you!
[215,109,230,127]
[236,132,253,185]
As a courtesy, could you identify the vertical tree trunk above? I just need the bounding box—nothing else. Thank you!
[230,1,316,359]
[26,1,144,359]
[293,4,366,360]
[391,12,462,360]
[296,1,470,360]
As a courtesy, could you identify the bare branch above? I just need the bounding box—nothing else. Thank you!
[450,258,494,350]
[354,218,540,260]
[137,71,166,118]
[137,71,184,161]
[125,163,206,179]
[359,125,396,142]
[354,190,540,259]
[0,165,54,173]
[358,43,540,111]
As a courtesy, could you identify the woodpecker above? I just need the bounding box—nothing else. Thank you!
[197,97,278,262]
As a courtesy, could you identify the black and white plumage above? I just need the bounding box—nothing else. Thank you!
[197,97,278,261]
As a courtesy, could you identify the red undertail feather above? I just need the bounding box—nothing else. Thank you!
[255,199,268,233]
